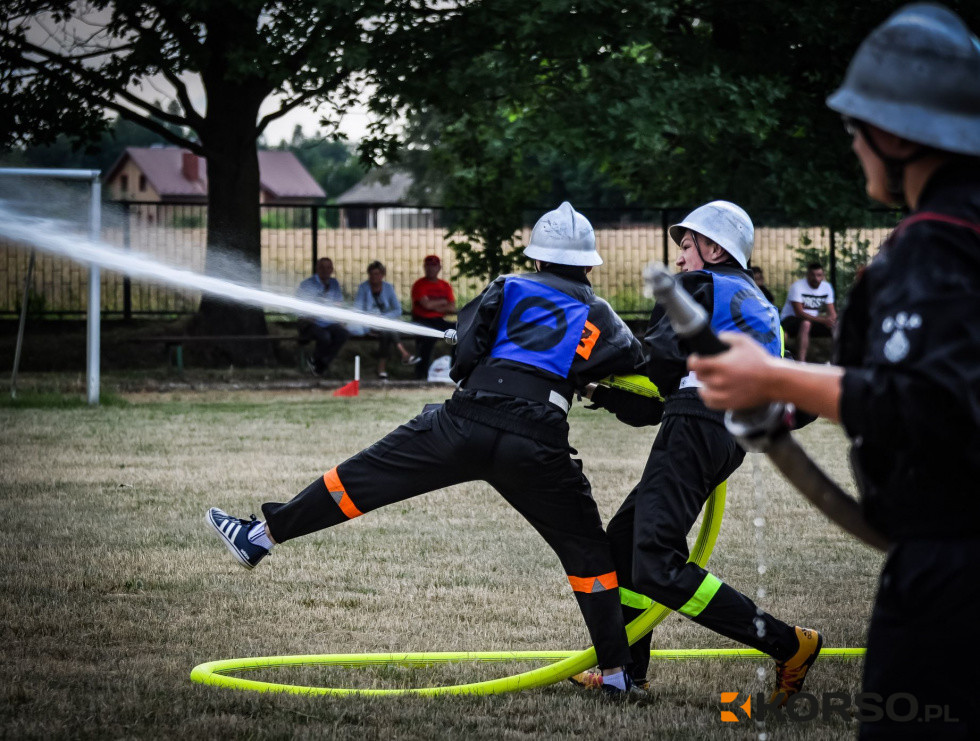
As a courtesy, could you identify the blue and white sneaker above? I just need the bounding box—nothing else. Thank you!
[206,507,269,570]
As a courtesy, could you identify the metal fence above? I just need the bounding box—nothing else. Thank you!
[1,201,902,319]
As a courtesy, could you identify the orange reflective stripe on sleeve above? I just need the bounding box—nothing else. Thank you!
[567,570,619,594]
[323,466,363,519]
[576,320,600,360]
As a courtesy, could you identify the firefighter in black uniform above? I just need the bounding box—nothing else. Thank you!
[691,5,980,737]
[206,202,644,697]
[574,201,823,702]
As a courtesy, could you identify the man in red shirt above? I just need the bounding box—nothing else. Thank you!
[411,255,456,379]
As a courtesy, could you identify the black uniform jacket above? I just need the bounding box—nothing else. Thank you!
[836,161,980,540]
[589,262,779,427]
[449,266,644,435]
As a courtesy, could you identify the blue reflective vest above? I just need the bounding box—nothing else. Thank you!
[490,277,590,377]
[710,273,782,357]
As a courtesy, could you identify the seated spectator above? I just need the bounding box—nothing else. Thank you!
[296,257,349,376]
[410,255,456,379]
[780,262,837,362]
[352,260,419,379]
[750,265,776,304]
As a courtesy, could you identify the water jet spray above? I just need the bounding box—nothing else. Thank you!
[0,203,454,343]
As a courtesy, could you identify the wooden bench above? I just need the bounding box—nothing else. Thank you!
[124,335,303,372]
[124,333,384,373]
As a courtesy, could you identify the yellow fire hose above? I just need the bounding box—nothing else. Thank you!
[190,648,865,697]
[191,483,856,696]
[191,480,866,698]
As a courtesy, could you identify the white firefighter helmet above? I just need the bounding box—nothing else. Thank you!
[668,201,754,269]
[524,201,602,267]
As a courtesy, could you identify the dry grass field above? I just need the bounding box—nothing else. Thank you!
[0,386,882,739]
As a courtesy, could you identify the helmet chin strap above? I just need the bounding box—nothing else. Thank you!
[691,232,709,266]
[855,120,929,205]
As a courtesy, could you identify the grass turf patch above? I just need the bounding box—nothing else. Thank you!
[1,390,129,409]
[0,387,881,739]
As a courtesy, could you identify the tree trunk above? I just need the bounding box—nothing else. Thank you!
[190,88,271,365]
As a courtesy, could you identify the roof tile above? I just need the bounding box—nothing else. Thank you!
[105,147,325,200]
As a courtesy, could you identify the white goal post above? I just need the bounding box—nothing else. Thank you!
[2,168,102,404]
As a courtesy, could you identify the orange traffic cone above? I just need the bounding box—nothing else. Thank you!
[332,355,360,397]
[332,379,359,397]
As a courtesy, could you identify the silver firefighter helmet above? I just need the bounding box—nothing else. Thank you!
[524,201,602,267]
[826,3,980,156]
[668,201,754,269]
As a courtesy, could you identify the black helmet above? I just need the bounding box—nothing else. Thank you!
[826,3,980,157]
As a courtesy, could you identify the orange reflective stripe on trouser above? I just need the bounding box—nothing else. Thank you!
[323,466,362,520]
[567,571,619,594]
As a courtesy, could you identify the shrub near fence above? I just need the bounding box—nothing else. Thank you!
[0,202,899,318]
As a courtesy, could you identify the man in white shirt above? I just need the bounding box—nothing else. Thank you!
[780,262,837,361]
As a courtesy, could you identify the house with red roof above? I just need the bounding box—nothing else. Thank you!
[103,146,325,204]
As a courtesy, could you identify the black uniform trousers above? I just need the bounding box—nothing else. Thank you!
[299,321,349,373]
[412,316,456,379]
[859,539,980,740]
[262,402,631,670]
[606,412,799,680]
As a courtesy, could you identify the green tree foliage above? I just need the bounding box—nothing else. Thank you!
[2,1,610,325]
[397,106,635,278]
[397,109,550,278]
[388,0,980,279]
[276,125,366,201]
[1,0,663,285]
[0,116,173,171]
[4,0,978,296]
[366,0,669,277]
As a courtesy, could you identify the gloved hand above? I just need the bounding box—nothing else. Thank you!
[586,384,664,427]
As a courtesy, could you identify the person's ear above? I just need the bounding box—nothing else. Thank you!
[707,242,727,263]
